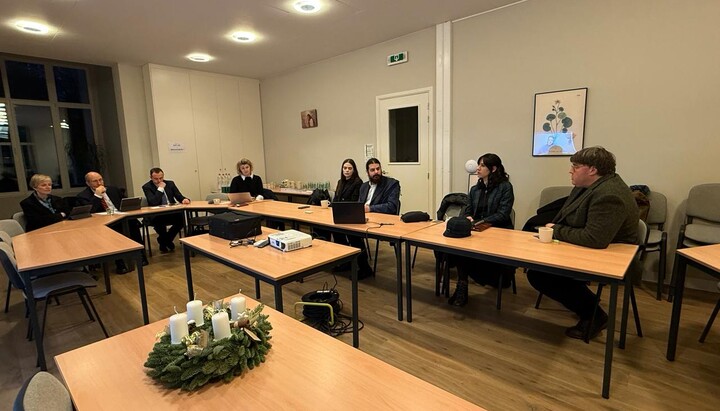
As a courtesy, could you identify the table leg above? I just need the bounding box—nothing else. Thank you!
[274,286,284,312]
[405,242,412,322]
[24,278,46,370]
[103,262,111,294]
[602,282,618,399]
[352,258,359,348]
[255,279,261,299]
[184,245,194,300]
[395,241,404,322]
[136,251,149,325]
[619,279,632,349]
[667,254,686,361]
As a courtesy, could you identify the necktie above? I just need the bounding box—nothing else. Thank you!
[100,196,109,210]
[161,190,169,205]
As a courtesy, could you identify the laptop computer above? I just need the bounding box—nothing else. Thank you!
[68,204,93,220]
[119,197,142,212]
[331,202,366,224]
[228,192,253,205]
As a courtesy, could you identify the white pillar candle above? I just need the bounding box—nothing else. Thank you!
[230,296,246,320]
[186,300,204,326]
[211,311,231,340]
[169,313,189,344]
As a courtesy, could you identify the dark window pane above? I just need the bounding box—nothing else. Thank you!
[15,105,61,187]
[54,66,90,103]
[0,103,19,192]
[60,108,98,187]
[389,106,419,163]
[6,61,49,100]
[0,67,4,97]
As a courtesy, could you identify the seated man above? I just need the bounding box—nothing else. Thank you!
[527,146,639,340]
[142,167,190,253]
[349,158,401,278]
[76,171,147,273]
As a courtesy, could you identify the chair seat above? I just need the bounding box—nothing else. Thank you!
[684,223,720,244]
[30,272,97,299]
[646,229,664,247]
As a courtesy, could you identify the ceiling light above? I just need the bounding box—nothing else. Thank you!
[186,53,212,62]
[231,31,256,43]
[293,0,321,14]
[15,20,50,35]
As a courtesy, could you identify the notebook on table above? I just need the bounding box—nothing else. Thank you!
[68,205,93,220]
[119,197,142,212]
[331,202,366,224]
[228,192,253,205]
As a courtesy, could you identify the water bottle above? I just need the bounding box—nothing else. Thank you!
[217,169,223,192]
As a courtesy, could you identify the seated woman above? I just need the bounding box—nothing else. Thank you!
[448,153,515,306]
[229,158,264,197]
[20,174,69,232]
[318,159,363,255]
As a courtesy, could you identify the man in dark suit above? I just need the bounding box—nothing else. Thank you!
[76,171,146,273]
[348,158,401,279]
[142,167,190,253]
[527,147,639,340]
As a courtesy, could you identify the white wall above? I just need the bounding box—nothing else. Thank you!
[451,0,720,287]
[260,28,436,186]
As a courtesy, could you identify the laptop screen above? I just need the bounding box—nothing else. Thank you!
[331,202,366,224]
[228,192,252,205]
[120,197,142,212]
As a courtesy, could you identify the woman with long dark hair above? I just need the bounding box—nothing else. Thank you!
[448,153,515,306]
[333,159,362,203]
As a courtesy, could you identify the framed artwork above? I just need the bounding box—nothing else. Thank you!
[301,109,318,129]
[532,87,587,156]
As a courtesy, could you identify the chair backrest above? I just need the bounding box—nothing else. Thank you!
[645,191,667,227]
[637,219,649,247]
[14,371,72,411]
[0,230,12,246]
[206,193,229,201]
[12,212,27,231]
[686,184,720,223]
[0,219,24,237]
[141,196,148,207]
[436,193,469,221]
[538,186,573,208]
[0,242,24,291]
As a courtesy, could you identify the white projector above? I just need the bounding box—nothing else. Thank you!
[267,230,313,252]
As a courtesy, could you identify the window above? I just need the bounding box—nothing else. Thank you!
[0,56,100,193]
[388,106,419,163]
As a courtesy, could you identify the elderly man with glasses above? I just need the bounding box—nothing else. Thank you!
[527,146,639,340]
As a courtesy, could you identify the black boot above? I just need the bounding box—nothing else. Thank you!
[448,280,469,306]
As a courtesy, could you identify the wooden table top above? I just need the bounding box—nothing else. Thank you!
[403,223,638,280]
[180,228,359,281]
[677,243,720,273]
[13,227,143,272]
[55,297,482,410]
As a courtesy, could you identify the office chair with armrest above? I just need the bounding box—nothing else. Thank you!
[641,191,668,300]
[12,212,27,232]
[1,219,25,314]
[0,243,108,366]
[13,371,72,411]
[668,183,720,302]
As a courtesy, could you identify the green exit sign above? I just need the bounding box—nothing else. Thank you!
[387,51,408,66]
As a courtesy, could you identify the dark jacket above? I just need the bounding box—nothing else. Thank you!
[358,176,401,215]
[463,180,514,229]
[333,177,362,202]
[76,186,124,213]
[552,173,639,248]
[142,180,188,206]
[20,193,68,232]
[229,175,264,197]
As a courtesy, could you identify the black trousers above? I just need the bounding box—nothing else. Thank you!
[109,218,145,268]
[526,271,600,320]
[151,213,184,245]
[347,235,372,273]
[453,255,513,287]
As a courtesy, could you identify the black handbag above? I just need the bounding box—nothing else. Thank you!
[401,211,431,223]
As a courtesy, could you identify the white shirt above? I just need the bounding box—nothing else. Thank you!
[365,183,377,206]
[95,192,117,211]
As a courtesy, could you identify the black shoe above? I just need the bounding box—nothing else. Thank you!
[356,268,374,280]
[142,257,149,266]
[167,242,176,251]
[159,244,169,253]
[448,281,469,306]
[565,310,609,340]
[115,266,129,275]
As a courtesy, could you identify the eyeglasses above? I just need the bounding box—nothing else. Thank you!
[570,163,588,170]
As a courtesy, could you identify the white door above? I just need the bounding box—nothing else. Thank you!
[376,88,432,214]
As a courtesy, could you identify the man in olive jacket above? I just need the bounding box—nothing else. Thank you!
[527,146,638,340]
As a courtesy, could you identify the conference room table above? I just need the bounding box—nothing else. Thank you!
[402,223,639,399]
[180,228,361,347]
[54,296,483,410]
[667,243,720,361]
[235,200,437,321]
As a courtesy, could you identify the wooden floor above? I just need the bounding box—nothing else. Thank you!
[2,237,719,410]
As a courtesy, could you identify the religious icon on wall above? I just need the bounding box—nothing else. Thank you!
[301,109,318,129]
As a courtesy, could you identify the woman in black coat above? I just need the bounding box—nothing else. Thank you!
[332,158,363,203]
[229,158,264,197]
[20,174,69,232]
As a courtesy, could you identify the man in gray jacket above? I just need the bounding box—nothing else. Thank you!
[527,146,639,339]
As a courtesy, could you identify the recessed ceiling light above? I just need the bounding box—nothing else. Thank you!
[231,31,256,43]
[15,20,50,35]
[187,53,212,62]
[293,0,321,14]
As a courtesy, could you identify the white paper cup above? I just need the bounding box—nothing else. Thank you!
[213,198,221,204]
[538,226,553,243]
[320,200,329,209]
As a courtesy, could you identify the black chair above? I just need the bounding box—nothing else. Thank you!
[187,193,229,236]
